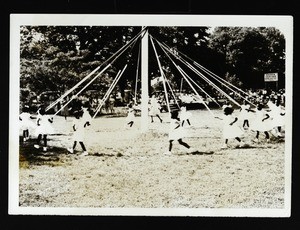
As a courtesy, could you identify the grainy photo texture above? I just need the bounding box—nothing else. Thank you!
[9,14,293,217]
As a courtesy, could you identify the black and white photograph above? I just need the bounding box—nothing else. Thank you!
[9,14,293,217]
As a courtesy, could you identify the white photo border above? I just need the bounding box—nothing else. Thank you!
[9,14,293,217]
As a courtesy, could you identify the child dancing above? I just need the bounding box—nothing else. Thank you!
[239,101,255,130]
[19,105,35,142]
[250,103,273,142]
[149,95,163,123]
[164,110,195,155]
[125,103,136,128]
[179,104,192,127]
[216,106,245,148]
[34,107,54,152]
[67,110,90,156]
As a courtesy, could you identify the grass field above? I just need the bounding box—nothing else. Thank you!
[18,108,287,213]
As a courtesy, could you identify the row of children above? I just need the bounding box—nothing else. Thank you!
[85,97,285,155]
[19,105,92,155]
[124,95,192,129]
[162,97,285,155]
[19,106,54,152]
[217,99,285,148]
[19,96,285,156]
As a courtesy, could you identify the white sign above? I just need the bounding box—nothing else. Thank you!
[264,73,278,82]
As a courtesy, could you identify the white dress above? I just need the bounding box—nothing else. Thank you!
[82,108,92,123]
[179,106,192,121]
[126,108,135,122]
[34,114,55,136]
[222,114,244,139]
[19,112,35,130]
[149,98,161,116]
[238,104,251,121]
[168,119,186,140]
[72,118,86,142]
[250,108,273,132]
[268,104,285,127]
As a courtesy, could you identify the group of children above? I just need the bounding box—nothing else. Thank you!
[163,97,285,154]
[216,99,285,148]
[19,106,54,152]
[19,104,92,155]
[19,95,285,156]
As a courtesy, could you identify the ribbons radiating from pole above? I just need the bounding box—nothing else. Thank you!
[149,36,171,113]
[92,64,128,119]
[155,38,257,107]
[154,36,221,108]
[51,64,111,118]
[173,46,253,102]
[46,27,148,114]
[154,37,242,108]
[134,43,141,103]
[45,66,101,112]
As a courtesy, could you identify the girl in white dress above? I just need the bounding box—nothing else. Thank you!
[67,110,90,156]
[164,110,195,155]
[19,105,35,142]
[34,108,54,152]
[238,101,255,130]
[125,103,136,128]
[179,104,192,127]
[149,95,163,123]
[267,99,285,137]
[216,106,245,148]
[250,103,273,142]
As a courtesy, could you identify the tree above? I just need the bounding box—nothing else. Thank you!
[20,26,141,99]
[208,27,285,89]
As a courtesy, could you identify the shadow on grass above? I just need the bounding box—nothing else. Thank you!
[92,152,119,157]
[177,150,215,156]
[19,137,68,168]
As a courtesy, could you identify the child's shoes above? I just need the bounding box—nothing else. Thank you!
[81,151,88,156]
[238,141,245,147]
[221,143,228,149]
[163,151,172,155]
[67,148,74,154]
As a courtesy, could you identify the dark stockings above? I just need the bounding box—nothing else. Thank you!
[23,129,29,139]
[169,139,190,151]
[73,141,86,151]
[37,134,47,147]
[256,131,270,139]
[225,137,241,144]
[151,115,163,123]
[127,121,134,127]
[243,119,249,128]
[182,119,191,126]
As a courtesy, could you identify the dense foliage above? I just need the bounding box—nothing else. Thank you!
[20,26,285,103]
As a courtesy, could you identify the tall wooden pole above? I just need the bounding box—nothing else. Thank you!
[141,27,149,132]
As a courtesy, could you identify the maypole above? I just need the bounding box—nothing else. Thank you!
[140,27,149,132]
